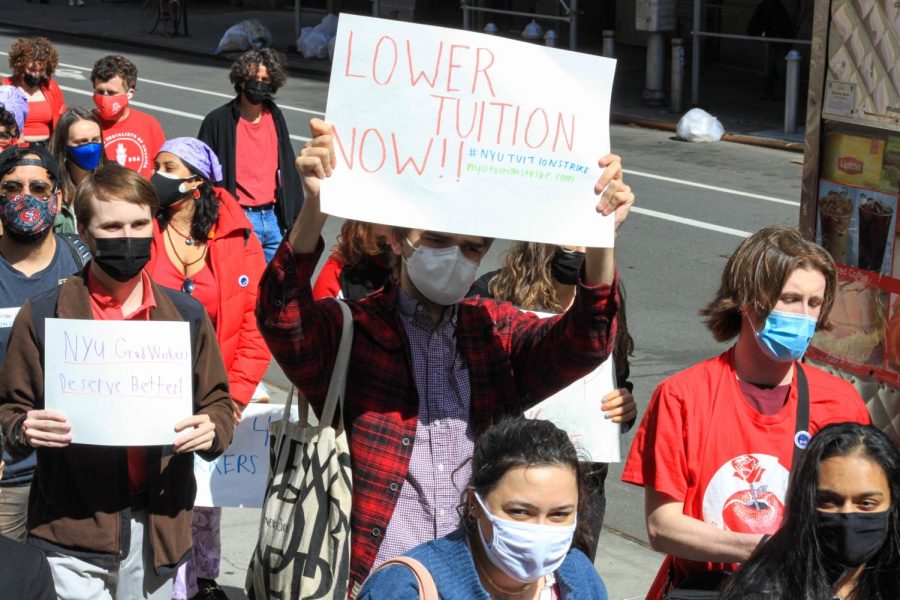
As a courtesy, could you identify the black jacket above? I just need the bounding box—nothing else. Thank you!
[197,98,303,232]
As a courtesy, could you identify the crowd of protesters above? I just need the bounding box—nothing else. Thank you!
[0,34,896,600]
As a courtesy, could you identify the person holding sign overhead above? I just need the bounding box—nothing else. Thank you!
[0,163,234,600]
[256,117,634,593]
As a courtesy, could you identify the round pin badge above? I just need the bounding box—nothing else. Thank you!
[794,430,811,450]
[238,275,249,287]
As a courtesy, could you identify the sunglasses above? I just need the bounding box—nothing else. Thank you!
[181,278,195,295]
[0,179,55,198]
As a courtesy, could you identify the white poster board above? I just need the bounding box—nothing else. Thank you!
[323,14,618,247]
[193,404,297,509]
[44,318,192,446]
[524,312,621,463]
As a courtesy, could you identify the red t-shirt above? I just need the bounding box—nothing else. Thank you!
[23,98,51,138]
[99,108,166,179]
[150,250,219,327]
[86,267,157,495]
[235,110,278,207]
[621,348,871,599]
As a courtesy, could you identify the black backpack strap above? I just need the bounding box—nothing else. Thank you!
[56,233,92,270]
[791,365,811,474]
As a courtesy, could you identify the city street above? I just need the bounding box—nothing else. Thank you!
[0,23,803,599]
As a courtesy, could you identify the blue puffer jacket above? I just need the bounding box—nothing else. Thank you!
[358,528,608,600]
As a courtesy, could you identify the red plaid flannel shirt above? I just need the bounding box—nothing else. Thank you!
[257,238,619,591]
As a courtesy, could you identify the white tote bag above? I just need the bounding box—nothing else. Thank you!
[246,300,353,599]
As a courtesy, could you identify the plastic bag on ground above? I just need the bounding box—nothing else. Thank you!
[297,14,339,59]
[215,19,272,55]
[676,108,726,143]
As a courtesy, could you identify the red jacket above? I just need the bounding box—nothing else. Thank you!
[149,187,270,405]
[257,238,619,591]
[2,76,66,133]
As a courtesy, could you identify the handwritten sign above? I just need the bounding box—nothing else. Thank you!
[323,14,618,247]
[43,318,192,446]
[524,312,620,462]
[194,404,298,508]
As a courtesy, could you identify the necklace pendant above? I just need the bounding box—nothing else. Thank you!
[185,237,194,246]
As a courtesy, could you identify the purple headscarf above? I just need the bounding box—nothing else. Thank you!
[0,86,29,134]
[158,137,223,182]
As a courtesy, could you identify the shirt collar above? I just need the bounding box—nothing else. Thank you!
[396,286,458,328]
[87,268,157,318]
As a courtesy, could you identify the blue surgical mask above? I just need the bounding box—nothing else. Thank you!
[65,142,104,171]
[752,310,817,362]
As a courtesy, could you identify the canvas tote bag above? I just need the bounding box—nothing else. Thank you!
[246,300,354,599]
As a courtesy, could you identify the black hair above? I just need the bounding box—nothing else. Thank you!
[720,422,900,600]
[229,48,287,95]
[461,417,595,556]
[156,161,219,243]
[0,109,18,137]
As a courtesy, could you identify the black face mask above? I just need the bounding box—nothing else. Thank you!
[150,172,194,208]
[243,80,273,105]
[373,241,393,268]
[91,236,153,282]
[816,510,890,568]
[23,73,46,88]
[550,247,586,286]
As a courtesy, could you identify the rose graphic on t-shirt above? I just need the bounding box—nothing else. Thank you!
[721,455,784,534]
[702,453,789,535]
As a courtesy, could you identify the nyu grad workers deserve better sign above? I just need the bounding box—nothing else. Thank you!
[323,15,618,247]
[43,318,192,446]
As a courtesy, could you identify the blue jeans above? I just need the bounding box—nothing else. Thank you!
[242,206,283,264]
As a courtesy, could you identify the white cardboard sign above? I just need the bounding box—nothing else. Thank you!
[193,404,297,509]
[524,312,621,463]
[323,14,618,247]
[43,318,193,446]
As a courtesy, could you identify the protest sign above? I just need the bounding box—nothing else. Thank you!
[323,14,618,247]
[524,311,620,462]
[44,318,192,446]
[194,404,297,509]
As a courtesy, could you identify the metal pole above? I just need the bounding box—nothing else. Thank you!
[372,0,380,17]
[570,0,578,51]
[692,0,701,105]
[462,0,470,31]
[785,49,802,134]
[602,30,615,58]
[644,31,665,105]
[670,38,684,113]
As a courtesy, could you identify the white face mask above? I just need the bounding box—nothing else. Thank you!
[475,492,576,583]
[403,238,479,306]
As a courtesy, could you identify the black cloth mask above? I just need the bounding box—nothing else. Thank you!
[23,73,46,88]
[243,80,273,105]
[550,248,586,286]
[816,510,890,568]
[92,236,152,282]
[150,172,193,208]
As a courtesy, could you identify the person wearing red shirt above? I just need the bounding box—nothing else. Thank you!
[622,226,871,599]
[91,55,165,180]
[145,137,270,600]
[3,37,67,146]
[0,164,233,600]
[255,117,634,594]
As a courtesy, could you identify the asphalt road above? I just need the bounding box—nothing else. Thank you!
[0,23,803,549]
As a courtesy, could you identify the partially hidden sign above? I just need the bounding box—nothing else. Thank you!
[43,318,192,446]
[323,14,618,247]
[524,311,621,463]
[193,404,297,509]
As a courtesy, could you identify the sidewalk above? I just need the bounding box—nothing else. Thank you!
[1,0,804,150]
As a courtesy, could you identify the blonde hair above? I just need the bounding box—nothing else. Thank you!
[488,242,563,312]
